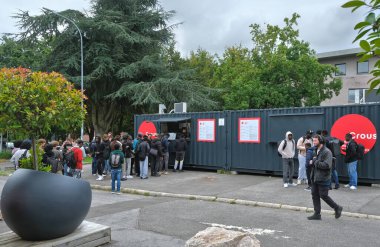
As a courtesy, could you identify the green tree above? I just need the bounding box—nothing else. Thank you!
[342,0,380,93]
[15,0,216,134]
[0,35,51,70]
[0,67,85,169]
[215,13,342,109]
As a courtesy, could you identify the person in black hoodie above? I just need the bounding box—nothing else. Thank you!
[342,133,358,190]
[173,134,187,172]
[150,136,163,177]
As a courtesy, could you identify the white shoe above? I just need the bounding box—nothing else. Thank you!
[290,183,297,187]
[111,191,115,194]
[127,175,133,179]
[344,184,350,188]
[284,183,289,188]
[350,186,357,190]
[96,176,104,181]
[116,192,121,195]
[297,180,302,185]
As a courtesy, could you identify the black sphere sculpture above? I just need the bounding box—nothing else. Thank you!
[1,169,92,241]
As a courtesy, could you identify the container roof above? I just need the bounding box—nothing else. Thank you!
[152,117,191,123]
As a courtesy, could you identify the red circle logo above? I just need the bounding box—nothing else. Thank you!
[137,121,157,136]
[331,114,377,154]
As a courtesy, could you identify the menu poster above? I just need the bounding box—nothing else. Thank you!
[238,118,261,143]
[197,119,216,142]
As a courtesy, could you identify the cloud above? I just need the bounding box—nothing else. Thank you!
[0,0,364,56]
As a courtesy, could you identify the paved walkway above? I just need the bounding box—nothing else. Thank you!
[78,163,380,217]
[1,162,380,217]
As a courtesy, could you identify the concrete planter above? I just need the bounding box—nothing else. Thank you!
[1,169,92,241]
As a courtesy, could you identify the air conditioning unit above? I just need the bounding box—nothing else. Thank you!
[174,102,187,113]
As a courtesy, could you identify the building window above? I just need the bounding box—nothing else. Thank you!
[348,89,366,104]
[335,63,346,76]
[357,61,369,74]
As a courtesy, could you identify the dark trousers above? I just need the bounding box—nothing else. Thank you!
[311,182,339,215]
[150,155,159,176]
[130,157,135,175]
[96,158,104,176]
[92,156,97,175]
[134,155,140,176]
[306,166,312,186]
[282,158,294,184]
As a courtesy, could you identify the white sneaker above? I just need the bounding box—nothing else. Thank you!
[344,184,350,188]
[297,179,302,185]
[290,183,298,187]
[111,191,115,194]
[350,186,357,190]
[116,192,121,195]
[284,183,289,188]
[96,176,104,181]
[127,175,133,179]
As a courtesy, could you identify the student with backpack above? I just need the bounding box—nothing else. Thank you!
[138,135,150,179]
[278,131,297,188]
[341,133,362,190]
[110,143,124,194]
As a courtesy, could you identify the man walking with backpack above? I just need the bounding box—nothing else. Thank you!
[342,133,359,190]
[278,131,297,188]
[110,143,124,194]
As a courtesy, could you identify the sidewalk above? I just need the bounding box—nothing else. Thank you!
[80,164,380,217]
[1,161,379,217]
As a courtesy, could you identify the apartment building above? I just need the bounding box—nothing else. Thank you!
[317,48,380,106]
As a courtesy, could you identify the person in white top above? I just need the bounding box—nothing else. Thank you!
[10,140,32,169]
[297,130,313,185]
[278,131,296,188]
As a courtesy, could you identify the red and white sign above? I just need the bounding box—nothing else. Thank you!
[238,118,261,143]
[331,114,377,154]
[197,119,216,142]
[137,121,158,136]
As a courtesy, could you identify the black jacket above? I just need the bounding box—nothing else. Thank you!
[344,141,357,163]
[310,146,333,184]
[122,139,133,158]
[150,139,163,157]
[175,138,187,152]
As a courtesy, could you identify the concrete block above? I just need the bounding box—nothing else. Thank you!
[0,221,111,247]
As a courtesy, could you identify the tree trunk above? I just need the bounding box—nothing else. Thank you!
[32,138,38,171]
[91,101,120,136]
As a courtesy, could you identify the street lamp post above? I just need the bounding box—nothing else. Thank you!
[45,8,84,140]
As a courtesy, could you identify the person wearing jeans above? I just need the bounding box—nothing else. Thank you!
[110,143,124,194]
[138,135,150,179]
[348,161,358,188]
[342,133,358,190]
[297,130,313,184]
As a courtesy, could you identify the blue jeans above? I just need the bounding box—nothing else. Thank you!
[348,161,358,187]
[111,169,121,192]
[103,159,111,174]
[139,157,148,178]
[330,169,339,187]
[92,156,97,175]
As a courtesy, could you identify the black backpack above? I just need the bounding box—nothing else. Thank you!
[356,143,365,160]
[46,157,62,173]
[66,150,77,169]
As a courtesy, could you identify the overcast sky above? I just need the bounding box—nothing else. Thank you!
[0,0,366,57]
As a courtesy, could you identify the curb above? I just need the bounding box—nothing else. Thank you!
[90,184,380,220]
